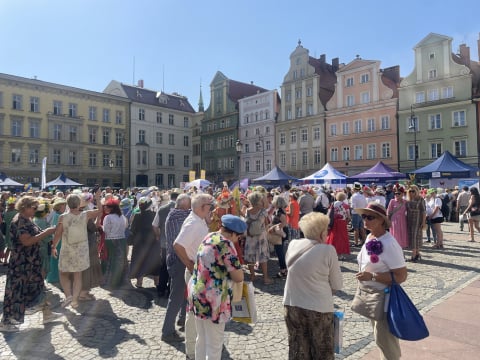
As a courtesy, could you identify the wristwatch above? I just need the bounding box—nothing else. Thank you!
[371,272,377,282]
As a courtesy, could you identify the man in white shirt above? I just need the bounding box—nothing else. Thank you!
[173,193,213,359]
[350,182,368,246]
[457,186,470,231]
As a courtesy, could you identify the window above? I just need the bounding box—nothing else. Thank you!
[287,107,292,120]
[286,92,291,102]
[415,92,425,103]
[30,97,39,112]
[307,87,313,96]
[280,153,286,167]
[381,143,391,158]
[217,138,222,150]
[156,174,164,187]
[290,152,297,167]
[361,73,369,83]
[184,155,190,168]
[0,91,3,107]
[330,148,338,161]
[313,127,320,140]
[266,159,272,170]
[12,94,22,110]
[430,143,442,158]
[89,106,97,120]
[183,135,189,147]
[295,89,302,99]
[168,154,174,166]
[102,109,110,122]
[354,119,362,134]
[428,89,439,101]
[115,153,123,168]
[342,146,350,161]
[255,142,262,152]
[255,128,260,135]
[184,117,189,128]
[53,101,62,115]
[346,77,354,87]
[139,130,146,143]
[280,132,285,145]
[354,145,363,160]
[168,174,175,187]
[220,119,225,129]
[89,153,97,167]
[29,149,39,164]
[408,116,418,131]
[103,154,111,167]
[265,126,270,134]
[156,112,162,124]
[53,149,61,164]
[115,110,123,124]
[245,160,250,172]
[454,139,467,157]
[442,86,453,98]
[314,149,321,164]
[68,151,77,165]
[408,144,418,161]
[68,103,77,117]
[156,132,163,144]
[155,153,163,166]
[89,128,97,144]
[115,133,124,146]
[138,108,145,121]
[11,148,21,162]
[301,129,308,142]
[53,124,61,140]
[381,116,390,130]
[428,69,437,79]
[265,140,271,150]
[244,144,249,153]
[367,118,375,132]
[453,111,466,126]
[302,151,308,166]
[429,114,441,129]
[30,121,40,138]
[255,160,261,172]
[102,129,109,145]
[290,131,297,144]
[330,124,337,136]
[168,134,175,145]
[67,126,77,142]
[169,114,174,125]
[342,122,350,135]
[12,119,22,136]
[429,52,435,60]
[367,144,376,159]
[295,106,302,118]
[307,103,313,115]
[346,95,354,107]
[361,92,370,104]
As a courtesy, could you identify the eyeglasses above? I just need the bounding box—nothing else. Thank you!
[361,214,377,221]
[394,192,402,195]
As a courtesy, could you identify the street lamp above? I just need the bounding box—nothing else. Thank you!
[408,105,418,169]
[235,139,242,187]
[256,135,265,175]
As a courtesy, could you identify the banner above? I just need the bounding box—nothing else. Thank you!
[41,157,47,189]
[200,169,206,180]
[189,170,196,182]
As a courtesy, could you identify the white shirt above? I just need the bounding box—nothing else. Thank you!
[351,192,368,214]
[103,214,128,239]
[173,211,209,261]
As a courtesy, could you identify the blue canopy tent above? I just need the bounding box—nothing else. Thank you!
[45,173,82,188]
[301,163,347,185]
[349,161,406,184]
[252,166,298,186]
[409,150,479,179]
[0,172,24,187]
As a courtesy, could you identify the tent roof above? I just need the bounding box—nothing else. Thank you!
[45,173,83,187]
[301,163,347,183]
[349,161,406,183]
[411,151,479,179]
[252,166,298,184]
[0,172,23,186]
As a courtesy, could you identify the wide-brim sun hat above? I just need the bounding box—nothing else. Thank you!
[355,202,391,229]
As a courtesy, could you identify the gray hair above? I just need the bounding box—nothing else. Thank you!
[272,195,288,209]
[66,194,81,209]
[191,193,213,210]
[247,192,264,207]
[176,194,191,209]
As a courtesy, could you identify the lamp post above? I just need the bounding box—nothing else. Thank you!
[408,105,418,169]
[235,139,242,188]
[256,135,265,175]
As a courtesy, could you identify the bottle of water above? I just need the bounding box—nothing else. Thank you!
[334,311,344,354]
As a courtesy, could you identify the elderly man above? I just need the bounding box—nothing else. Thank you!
[161,194,192,342]
[298,187,315,218]
[173,193,213,359]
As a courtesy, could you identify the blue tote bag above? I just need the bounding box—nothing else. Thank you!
[387,272,429,341]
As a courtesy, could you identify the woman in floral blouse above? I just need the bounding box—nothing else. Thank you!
[188,215,245,359]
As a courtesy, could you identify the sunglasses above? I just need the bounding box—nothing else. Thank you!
[361,214,377,221]
[408,189,416,193]
[394,192,402,195]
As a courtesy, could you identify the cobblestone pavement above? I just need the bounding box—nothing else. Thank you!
[0,221,479,359]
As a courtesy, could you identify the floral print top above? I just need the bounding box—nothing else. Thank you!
[188,232,242,324]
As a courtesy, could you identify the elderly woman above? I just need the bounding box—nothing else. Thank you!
[0,196,59,332]
[283,212,343,360]
[406,185,426,260]
[387,184,408,250]
[51,191,102,309]
[244,191,273,285]
[354,203,407,360]
[326,192,351,260]
[268,195,289,278]
[425,188,443,250]
[188,214,245,359]
[46,197,67,283]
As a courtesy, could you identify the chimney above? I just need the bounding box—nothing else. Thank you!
[459,44,471,67]
[332,57,339,71]
[137,79,144,88]
[320,54,326,63]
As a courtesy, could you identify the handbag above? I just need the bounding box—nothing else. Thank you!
[387,272,429,341]
[232,282,257,324]
[351,284,386,321]
[267,223,285,245]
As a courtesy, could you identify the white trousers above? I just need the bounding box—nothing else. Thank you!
[184,269,196,358]
[195,318,225,360]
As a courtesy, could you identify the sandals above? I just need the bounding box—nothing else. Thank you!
[78,293,96,301]
[70,300,79,309]
[61,296,72,308]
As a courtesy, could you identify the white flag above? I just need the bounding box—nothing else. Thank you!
[41,157,47,189]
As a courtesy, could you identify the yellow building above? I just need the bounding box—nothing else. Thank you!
[0,73,130,189]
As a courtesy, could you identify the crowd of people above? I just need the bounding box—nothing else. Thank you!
[0,180,477,359]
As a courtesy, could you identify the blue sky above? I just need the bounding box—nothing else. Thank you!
[1,0,478,111]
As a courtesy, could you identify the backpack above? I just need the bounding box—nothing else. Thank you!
[247,210,264,237]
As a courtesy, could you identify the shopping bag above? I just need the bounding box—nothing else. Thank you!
[232,281,257,324]
[387,272,429,341]
[333,311,344,354]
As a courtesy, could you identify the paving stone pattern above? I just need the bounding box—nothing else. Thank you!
[0,221,479,359]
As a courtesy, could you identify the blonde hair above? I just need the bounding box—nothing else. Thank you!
[15,196,39,212]
[247,192,264,208]
[299,212,329,240]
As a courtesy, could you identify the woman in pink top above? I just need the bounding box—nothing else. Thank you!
[286,192,300,240]
[387,184,408,249]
